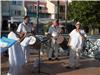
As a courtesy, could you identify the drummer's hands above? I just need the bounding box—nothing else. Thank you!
[78,32,86,40]
[16,38,21,43]
[67,36,71,47]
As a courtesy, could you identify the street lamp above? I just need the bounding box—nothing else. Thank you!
[65,0,68,33]
[36,0,39,34]
[23,0,27,16]
[57,0,59,23]
[0,1,2,32]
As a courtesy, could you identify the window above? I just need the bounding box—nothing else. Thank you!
[39,6,42,10]
[60,6,65,12]
[34,6,37,9]
[12,1,22,5]
[11,10,15,16]
[15,10,21,16]
[16,1,22,5]
[12,1,16,5]
[29,6,33,12]
[34,6,43,11]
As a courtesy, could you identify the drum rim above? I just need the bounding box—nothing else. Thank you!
[29,36,36,45]
[56,35,64,44]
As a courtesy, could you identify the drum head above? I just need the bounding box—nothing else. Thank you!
[29,36,36,45]
[56,35,64,44]
[52,32,58,37]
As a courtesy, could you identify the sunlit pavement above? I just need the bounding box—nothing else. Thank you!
[1,50,100,75]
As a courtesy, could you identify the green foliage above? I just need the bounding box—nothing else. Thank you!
[68,1,100,28]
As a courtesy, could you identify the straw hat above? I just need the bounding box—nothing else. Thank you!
[75,21,81,26]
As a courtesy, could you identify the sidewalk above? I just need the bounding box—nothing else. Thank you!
[1,51,100,75]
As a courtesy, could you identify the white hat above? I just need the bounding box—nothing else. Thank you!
[75,21,81,25]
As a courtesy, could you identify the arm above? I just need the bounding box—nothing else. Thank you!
[16,23,27,42]
[67,29,74,47]
[79,30,87,40]
[67,35,71,47]
[67,30,73,47]
[18,32,27,42]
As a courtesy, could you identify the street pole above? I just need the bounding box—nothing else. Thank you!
[65,0,68,33]
[57,0,59,23]
[37,0,39,34]
[23,0,27,16]
[9,1,11,31]
[0,1,2,34]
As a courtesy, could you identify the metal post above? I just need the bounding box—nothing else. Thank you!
[23,0,27,16]
[0,1,2,36]
[37,0,39,34]
[57,0,59,22]
[9,1,11,31]
[65,0,68,33]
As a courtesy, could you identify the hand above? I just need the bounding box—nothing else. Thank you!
[18,32,26,42]
[79,33,86,40]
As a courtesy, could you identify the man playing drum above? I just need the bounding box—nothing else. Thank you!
[48,20,61,60]
[17,16,35,63]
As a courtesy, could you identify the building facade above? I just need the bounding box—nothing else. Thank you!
[24,0,66,21]
[24,1,51,24]
[47,0,65,20]
[1,1,25,31]
[25,1,50,18]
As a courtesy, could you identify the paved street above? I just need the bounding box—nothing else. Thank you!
[1,0,100,75]
[1,49,100,75]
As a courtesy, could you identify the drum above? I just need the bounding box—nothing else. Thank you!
[52,32,58,37]
[29,36,36,45]
[56,35,64,44]
[29,36,41,49]
[56,35,68,50]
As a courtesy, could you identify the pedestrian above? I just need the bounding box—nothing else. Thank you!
[7,24,25,75]
[67,21,87,69]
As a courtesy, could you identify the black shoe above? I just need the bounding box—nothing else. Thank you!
[66,66,80,69]
[48,58,52,61]
[65,66,71,69]
[75,67,80,69]
[55,58,59,61]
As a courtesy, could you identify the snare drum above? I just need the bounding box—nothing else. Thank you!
[56,35,64,44]
[29,36,41,49]
[29,36,36,45]
[56,35,68,50]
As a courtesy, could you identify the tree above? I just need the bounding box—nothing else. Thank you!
[68,1,100,34]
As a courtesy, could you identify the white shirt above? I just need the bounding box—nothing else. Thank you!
[69,29,86,49]
[8,31,19,41]
[17,22,32,33]
[48,25,61,37]
[8,31,25,75]
[17,22,33,47]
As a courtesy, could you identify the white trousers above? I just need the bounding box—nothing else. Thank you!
[20,37,32,63]
[22,46,30,63]
[69,47,81,68]
[8,43,25,75]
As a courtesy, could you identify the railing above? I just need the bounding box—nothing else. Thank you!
[82,39,100,58]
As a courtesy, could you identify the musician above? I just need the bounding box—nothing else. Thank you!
[48,20,61,60]
[7,24,25,75]
[17,16,34,63]
[67,21,87,69]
